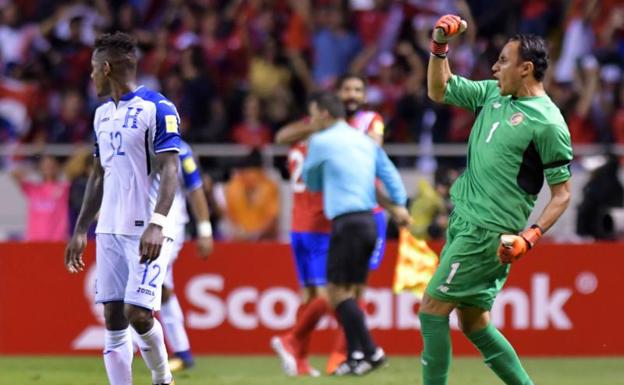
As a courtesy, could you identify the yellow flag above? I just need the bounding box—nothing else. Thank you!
[392,229,439,298]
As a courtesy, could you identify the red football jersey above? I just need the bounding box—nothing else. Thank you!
[348,110,385,137]
[288,141,331,233]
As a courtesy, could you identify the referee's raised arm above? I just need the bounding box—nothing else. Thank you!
[427,15,468,102]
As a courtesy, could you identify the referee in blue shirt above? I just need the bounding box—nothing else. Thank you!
[302,92,409,376]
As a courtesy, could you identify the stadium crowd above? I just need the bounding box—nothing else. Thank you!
[3,0,624,241]
[2,0,624,146]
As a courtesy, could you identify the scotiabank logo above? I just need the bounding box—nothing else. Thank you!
[72,270,597,349]
[492,273,576,330]
[185,274,301,330]
[184,272,595,331]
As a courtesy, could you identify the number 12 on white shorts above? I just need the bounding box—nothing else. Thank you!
[94,234,172,311]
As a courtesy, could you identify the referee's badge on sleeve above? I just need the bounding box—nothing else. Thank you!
[165,115,178,133]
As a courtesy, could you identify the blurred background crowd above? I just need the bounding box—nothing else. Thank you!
[2,0,624,242]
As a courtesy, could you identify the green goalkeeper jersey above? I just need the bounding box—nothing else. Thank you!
[444,75,573,233]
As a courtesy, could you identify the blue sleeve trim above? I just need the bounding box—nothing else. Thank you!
[137,88,181,153]
[182,169,202,191]
[155,146,180,154]
[180,150,203,191]
[185,180,203,192]
[154,98,181,152]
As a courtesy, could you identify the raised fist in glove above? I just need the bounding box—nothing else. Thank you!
[432,15,468,44]
[497,225,543,264]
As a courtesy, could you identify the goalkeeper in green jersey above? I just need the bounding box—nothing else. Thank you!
[421,15,573,385]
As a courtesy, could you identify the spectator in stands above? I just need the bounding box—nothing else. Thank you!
[312,5,363,88]
[3,0,624,244]
[222,149,280,240]
[0,74,37,142]
[178,45,223,141]
[231,94,272,147]
[10,154,69,241]
[554,0,599,84]
[0,1,48,72]
[44,15,92,89]
[46,89,90,143]
[249,38,292,100]
[0,0,621,150]
[519,0,564,37]
[248,38,295,129]
[577,154,624,239]
[408,167,458,240]
[391,44,432,142]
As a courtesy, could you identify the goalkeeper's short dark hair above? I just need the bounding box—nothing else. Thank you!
[509,34,549,82]
[94,31,138,71]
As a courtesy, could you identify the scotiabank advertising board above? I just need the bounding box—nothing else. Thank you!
[0,242,621,355]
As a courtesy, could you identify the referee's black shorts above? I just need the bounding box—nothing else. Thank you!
[327,211,377,284]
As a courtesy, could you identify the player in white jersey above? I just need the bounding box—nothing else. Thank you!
[149,140,214,371]
[64,32,179,385]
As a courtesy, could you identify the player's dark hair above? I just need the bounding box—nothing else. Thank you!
[94,31,138,71]
[308,91,346,118]
[336,72,367,90]
[509,34,548,82]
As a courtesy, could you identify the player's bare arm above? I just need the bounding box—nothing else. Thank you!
[427,15,467,102]
[187,187,214,258]
[140,151,179,263]
[534,180,572,232]
[499,180,571,264]
[64,158,104,273]
[274,119,319,145]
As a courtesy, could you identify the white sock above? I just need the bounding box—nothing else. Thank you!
[161,295,191,354]
[103,328,133,385]
[135,319,173,384]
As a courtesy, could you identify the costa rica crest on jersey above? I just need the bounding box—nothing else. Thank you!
[510,112,524,126]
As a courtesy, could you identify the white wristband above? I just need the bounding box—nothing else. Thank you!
[149,213,168,228]
[197,221,212,237]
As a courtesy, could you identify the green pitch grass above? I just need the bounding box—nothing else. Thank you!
[0,356,622,385]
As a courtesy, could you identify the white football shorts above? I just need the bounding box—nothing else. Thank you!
[163,225,185,289]
[94,233,173,311]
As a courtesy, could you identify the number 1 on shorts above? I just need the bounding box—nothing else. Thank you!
[446,262,460,284]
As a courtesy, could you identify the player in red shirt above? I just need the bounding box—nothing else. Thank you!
[270,118,331,377]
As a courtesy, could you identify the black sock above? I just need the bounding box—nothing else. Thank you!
[336,299,360,359]
[336,298,377,358]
